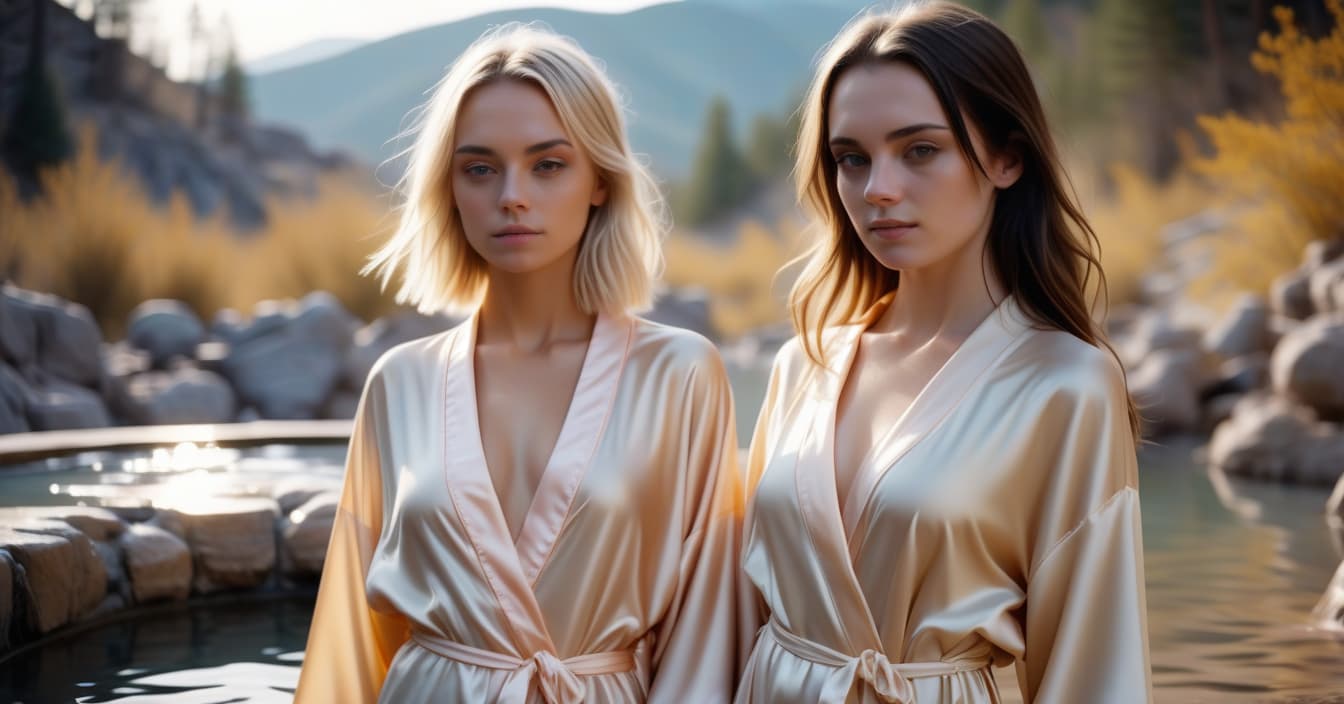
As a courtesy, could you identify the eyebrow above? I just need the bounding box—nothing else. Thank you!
[453,138,573,156]
[828,123,949,149]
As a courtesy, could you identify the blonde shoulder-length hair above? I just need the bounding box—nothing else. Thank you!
[366,23,666,316]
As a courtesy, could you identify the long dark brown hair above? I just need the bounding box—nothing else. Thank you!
[789,1,1140,440]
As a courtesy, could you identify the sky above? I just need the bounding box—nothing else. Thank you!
[125,0,676,80]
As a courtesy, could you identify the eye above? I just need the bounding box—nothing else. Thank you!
[463,163,494,177]
[534,159,566,173]
[833,153,869,169]
[905,144,939,161]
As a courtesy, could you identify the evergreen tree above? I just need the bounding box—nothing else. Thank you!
[745,114,791,183]
[680,97,753,225]
[2,0,73,176]
[218,47,250,119]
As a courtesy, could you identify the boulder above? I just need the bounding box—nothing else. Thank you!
[118,523,192,603]
[126,299,206,367]
[125,367,236,424]
[1270,313,1344,420]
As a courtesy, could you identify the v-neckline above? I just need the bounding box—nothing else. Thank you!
[821,294,1031,544]
[784,294,1030,657]
[442,312,633,654]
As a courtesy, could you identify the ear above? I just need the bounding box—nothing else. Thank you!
[988,137,1025,189]
[590,175,609,207]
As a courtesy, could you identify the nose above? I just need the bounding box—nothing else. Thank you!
[863,155,904,207]
[498,167,528,212]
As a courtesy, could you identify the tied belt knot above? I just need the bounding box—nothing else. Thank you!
[412,630,638,704]
[764,618,994,704]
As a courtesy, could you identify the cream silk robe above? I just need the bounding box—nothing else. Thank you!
[293,313,741,704]
[738,295,1152,704]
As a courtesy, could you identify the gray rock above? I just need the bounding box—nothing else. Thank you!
[281,491,339,576]
[646,288,718,341]
[1209,394,1322,482]
[219,293,359,419]
[23,377,112,431]
[1310,258,1344,315]
[1304,238,1344,268]
[1270,313,1344,420]
[1203,353,1270,399]
[172,498,279,594]
[93,539,129,603]
[126,367,236,424]
[320,389,360,420]
[272,477,344,514]
[343,311,457,391]
[1299,427,1344,487]
[1128,349,1204,434]
[118,523,192,603]
[1271,268,1315,321]
[126,300,206,367]
[0,285,104,387]
[1203,294,1270,359]
[1202,393,1243,433]
[0,362,30,433]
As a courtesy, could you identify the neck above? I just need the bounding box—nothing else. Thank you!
[870,226,1005,341]
[477,251,596,352]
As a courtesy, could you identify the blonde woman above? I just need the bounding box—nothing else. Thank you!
[738,4,1151,703]
[295,25,740,704]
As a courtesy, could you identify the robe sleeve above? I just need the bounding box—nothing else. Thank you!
[1017,358,1153,704]
[646,345,742,704]
[294,371,410,703]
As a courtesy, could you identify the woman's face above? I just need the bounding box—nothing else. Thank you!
[826,61,1020,275]
[451,79,607,276]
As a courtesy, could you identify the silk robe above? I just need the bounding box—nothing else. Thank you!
[738,295,1152,704]
[294,313,741,703]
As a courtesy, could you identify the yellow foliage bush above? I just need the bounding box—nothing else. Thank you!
[663,219,805,338]
[0,124,399,338]
[1193,0,1344,296]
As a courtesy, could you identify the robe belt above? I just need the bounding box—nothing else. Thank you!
[412,631,637,704]
[764,618,994,704]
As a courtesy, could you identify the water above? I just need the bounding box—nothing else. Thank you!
[2,432,1343,700]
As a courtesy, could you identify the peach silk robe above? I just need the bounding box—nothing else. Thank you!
[293,313,742,703]
[737,294,1153,704]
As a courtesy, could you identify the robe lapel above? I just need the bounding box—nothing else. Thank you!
[790,323,887,655]
[514,313,632,585]
[839,296,1033,543]
[441,313,633,658]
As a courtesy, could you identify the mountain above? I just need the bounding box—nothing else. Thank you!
[249,2,870,180]
[246,37,369,76]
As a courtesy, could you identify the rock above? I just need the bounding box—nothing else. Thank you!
[220,292,359,419]
[1203,294,1270,359]
[320,389,360,420]
[646,288,717,342]
[0,506,125,541]
[1270,313,1344,420]
[1310,258,1344,315]
[1116,309,1205,368]
[22,376,112,431]
[1304,238,1344,268]
[1299,427,1344,487]
[0,524,107,633]
[1209,394,1317,481]
[0,284,103,386]
[0,361,30,433]
[93,539,129,603]
[118,523,192,603]
[170,498,278,594]
[1201,353,1269,400]
[125,367,236,424]
[1128,349,1203,434]
[343,311,457,391]
[1271,268,1315,321]
[272,477,343,514]
[281,491,339,576]
[126,300,206,368]
[1202,393,1243,433]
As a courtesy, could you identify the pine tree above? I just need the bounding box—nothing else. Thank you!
[2,0,73,176]
[680,97,753,225]
[745,114,791,183]
[218,48,250,119]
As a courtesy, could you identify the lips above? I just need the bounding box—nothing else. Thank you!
[493,225,542,238]
[868,219,917,241]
